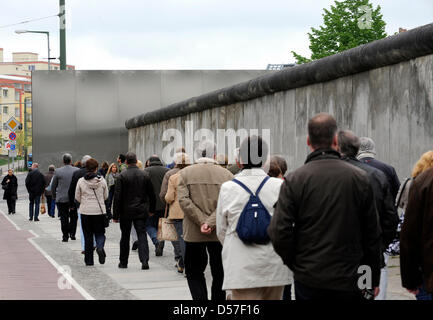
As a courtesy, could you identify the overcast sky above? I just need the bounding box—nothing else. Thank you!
[0,0,432,70]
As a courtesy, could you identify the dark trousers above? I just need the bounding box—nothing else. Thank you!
[29,195,41,220]
[57,202,78,240]
[6,197,16,213]
[184,241,225,301]
[120,218,149,265]
[81,214,106,265]
[105,186,115,218]
[46,195,55,217]
[294,280,363,301]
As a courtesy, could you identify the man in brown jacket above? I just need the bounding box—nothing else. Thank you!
[178,140,233,300]
[400,166,433,298]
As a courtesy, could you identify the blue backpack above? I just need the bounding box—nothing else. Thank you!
[232,176,271,245]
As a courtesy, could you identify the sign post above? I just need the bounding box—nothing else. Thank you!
[6,117,21,171]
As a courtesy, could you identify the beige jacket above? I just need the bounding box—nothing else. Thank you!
[75,176,108,215]
[164,172,184,220]
[178,158,234,242]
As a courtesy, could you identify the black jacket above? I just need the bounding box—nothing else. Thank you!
[359,157,400,201]
[2,174,18,200]
[144,157,169,212]
[113,165,156,220]
[25,169,46,198]
[269,149,382,291]
[343,156,399,261]
[400,167,433,293]
[68,167,86,207]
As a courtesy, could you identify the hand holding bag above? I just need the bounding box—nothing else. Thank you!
[157,205,178,241]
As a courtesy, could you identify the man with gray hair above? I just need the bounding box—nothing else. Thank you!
[338,130,399,300]
[69,155,93,252]
[52,153,79,242]
[178,140,233,300]
[357,137,401,200]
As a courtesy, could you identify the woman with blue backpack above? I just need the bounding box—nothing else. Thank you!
[216,136,292,300]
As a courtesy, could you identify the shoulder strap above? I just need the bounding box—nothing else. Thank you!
[92,188,105,215]
[232,179,254,196]
[256,176,270,196]
[232,176,270,196]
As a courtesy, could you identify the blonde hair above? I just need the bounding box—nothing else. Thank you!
[107,163,118,174]
[411,151,433,178]
[137,160,143,169]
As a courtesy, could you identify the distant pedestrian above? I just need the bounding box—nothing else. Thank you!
[2,169,18,215]
[338,130,399,300]
[68,155,93,251]
[44,165,56,218]
[144,155,169,256]
[269,113,381,301]
[400,150,433,300]
[25,163,46,222]
[113,152,156,270]
[75,158,108,266]
[178,140,233,300]
[51,154,79,241]
[227,148,241,176]
[98,161,109,178]
[164,152,191,273]
[117,154,127,172]
[105,163,119,219]
[267,159,283,179]
[216,136,292,300]
[74,161,82,168]
[357,137,401,200]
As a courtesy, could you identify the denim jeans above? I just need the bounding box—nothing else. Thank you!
[81,214,106,265]
[173,219,185,268]
[146,213,160,246]
[46,195,56,217]
[416,281,433,300]
[78,212,96,251]
[29,195,41,220]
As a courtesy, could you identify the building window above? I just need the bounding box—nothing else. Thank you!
[3,123,7,130]
[24,84,31,92]
[3,106,8,114]
[2,89,8,97]
[15,107,20,117]
[28,65,36,71]
[15,91,20,101]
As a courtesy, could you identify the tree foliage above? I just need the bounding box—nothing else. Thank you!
[292,0,387,64]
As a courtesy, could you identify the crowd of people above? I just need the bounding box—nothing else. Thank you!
[4,112,433,301]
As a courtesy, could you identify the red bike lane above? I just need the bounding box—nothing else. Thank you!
[0,211,85,300]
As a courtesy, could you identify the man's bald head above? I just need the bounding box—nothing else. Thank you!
[338,130,360,157]
[307,113,338,150]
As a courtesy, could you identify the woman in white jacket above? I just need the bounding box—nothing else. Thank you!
[75,158,109,266]
[216,136,292,300]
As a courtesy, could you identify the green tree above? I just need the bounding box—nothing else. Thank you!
[292,0,387,64]
[15,130,31,157]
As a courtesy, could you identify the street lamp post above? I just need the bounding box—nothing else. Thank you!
[15,30,51,70]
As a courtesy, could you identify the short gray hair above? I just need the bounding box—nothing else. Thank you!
[338,130,360,157]
[81,155,92,166]
[195,140,216,161]
[63,153,72,164]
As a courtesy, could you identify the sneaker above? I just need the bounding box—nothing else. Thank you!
[96,248,106,265]
[141,262,149,270]
[118,262,127,269]
[131,241,138,251]
[155,242,164,256]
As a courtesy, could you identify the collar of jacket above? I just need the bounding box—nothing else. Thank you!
[148,158,163,166]
[305,148,341,164]
[126,165,138,169]
[341,155,360,163]
[195,157,218,165]
[237,168,267,177]
[357,152,375,160]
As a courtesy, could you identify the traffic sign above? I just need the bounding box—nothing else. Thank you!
[5,142,11,150]
[9,132,17,140]
[6,117,21,132]
[9,150,17,158]
[10,144,16,151]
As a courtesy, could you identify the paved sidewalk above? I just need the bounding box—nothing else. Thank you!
[0,211,84,300]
